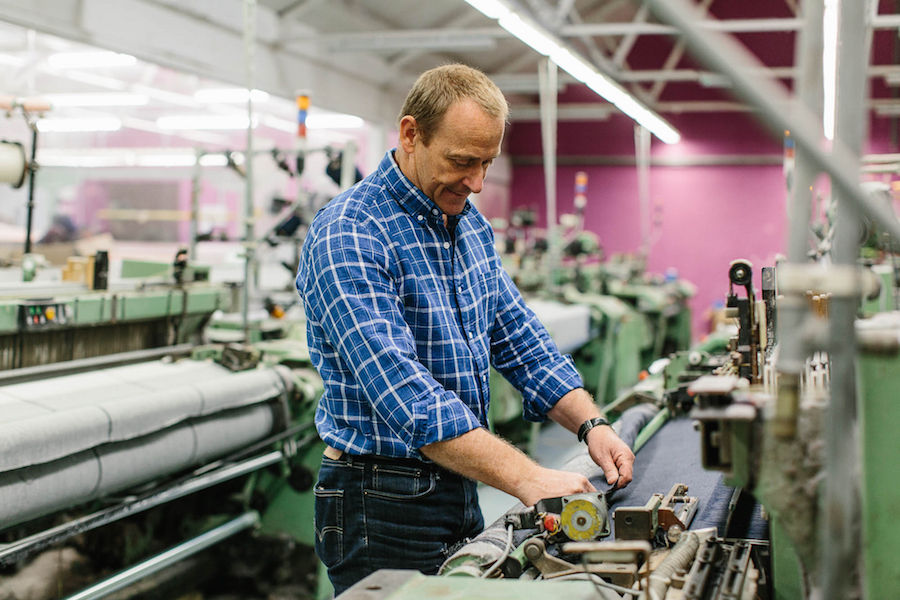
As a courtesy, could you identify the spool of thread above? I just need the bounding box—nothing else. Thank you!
[0,140,27,188]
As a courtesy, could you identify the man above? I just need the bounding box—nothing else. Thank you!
[296,64,634,595]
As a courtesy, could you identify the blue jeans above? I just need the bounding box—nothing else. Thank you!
[314,453,484,596]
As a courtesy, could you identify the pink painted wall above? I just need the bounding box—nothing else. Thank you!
[507,111,900,340]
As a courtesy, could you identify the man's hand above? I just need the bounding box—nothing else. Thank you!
[512,465,596,507]
[585,424,634,488]
[547,388,636,489]
[421,428,596,507]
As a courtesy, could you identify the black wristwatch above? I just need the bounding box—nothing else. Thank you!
[577,417,610,444]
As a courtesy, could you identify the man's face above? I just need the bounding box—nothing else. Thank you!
[402,99,505,216]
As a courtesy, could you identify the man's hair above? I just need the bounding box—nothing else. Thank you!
[399,63,509,144]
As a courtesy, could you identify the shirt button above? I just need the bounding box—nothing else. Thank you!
[481,374,487,383]
[432,208,440,216]
[417,214,423,221]
[457,286,463,294]
[443,242,450,249]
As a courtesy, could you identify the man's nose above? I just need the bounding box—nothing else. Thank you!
[463,167,485,194]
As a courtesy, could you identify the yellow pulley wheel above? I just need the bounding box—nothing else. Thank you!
[560,496,607,541]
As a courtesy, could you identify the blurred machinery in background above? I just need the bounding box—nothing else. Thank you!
[0,252,328,599]
[488,208,694,451]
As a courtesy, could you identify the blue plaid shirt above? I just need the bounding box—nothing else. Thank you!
[296,150,583,459]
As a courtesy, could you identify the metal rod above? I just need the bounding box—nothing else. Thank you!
[241,0,258,342]
[822,1,870,597]
[634,125,651,258]
[62,511,259,600]
[190,148,202,260]
[774,0,824,440]
[0,343,195,385]
[0,451,283,566]
[642,0,900,243]
[23,123,38,255]
[633,407,670,453]
[538,58,559,293]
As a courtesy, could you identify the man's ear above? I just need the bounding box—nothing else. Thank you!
[398,115,418,153]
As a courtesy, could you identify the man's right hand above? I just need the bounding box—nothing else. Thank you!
[512,465,596,507]
[421,428,597,508]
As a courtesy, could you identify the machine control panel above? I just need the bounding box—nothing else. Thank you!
[18,300,71,330]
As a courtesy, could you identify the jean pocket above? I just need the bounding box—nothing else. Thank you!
[364,464,437,501]
[313,486,344,567]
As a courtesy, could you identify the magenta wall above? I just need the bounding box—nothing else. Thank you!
[507,111,900,339]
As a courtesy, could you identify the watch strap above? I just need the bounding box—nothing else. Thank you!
[577,416,610,444]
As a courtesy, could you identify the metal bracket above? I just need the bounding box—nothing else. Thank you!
[614,483,699,543]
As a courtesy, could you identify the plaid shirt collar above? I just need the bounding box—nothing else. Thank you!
[380,149,472,223]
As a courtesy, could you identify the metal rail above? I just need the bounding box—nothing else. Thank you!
[0,451,283,566]
[63,511,260,600]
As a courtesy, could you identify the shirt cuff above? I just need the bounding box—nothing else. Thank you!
[409,391,483,449]
[522,354,584,422]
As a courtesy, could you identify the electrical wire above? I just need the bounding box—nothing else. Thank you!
[557,570,643,597]
[480,524,514,578]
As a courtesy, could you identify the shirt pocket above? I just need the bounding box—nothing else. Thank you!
[364,464,437,501]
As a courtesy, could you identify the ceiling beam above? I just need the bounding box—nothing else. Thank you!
[291,14,900,51]
[0,0,404,126]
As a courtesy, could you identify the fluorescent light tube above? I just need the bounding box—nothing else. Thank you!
[156,114,257,130]
[498,13,561,56]
[36,117,122,132]
[306,113,365,129]
[43,93,149,107]
[463,0,510,20]
[47,51,137,69]
[194,88,270,103]
[823,0,838,141]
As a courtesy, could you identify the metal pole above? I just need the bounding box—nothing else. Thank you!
[634,125,651,259]
[23,123,38,255]
[189,149,202,260]
[63,512,259,600]
[822,2,870,598]
[340,140,357,191]
[241,0,258,342]
[0,451,283,566]
[774,0,824,440]
[642,0,900,242]
[538,58,559,292]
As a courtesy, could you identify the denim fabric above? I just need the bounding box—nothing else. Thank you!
[314,454,483,596]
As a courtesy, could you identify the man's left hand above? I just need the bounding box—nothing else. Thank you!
[585,425,634,488]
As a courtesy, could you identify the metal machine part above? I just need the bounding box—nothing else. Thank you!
[613,483,699,543]
[683,538,763,600]
[537,492,610,542]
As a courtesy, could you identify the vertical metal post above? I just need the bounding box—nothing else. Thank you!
[340,140,357,191]
[775,0,825,441]
[823,2,870,598]
[23,123,38,256]
[538,58,559,292]
[634,125,651,259]
[242,0,257,341]
[189,149,202,261]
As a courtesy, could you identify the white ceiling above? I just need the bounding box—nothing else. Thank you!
[0,0,897,151]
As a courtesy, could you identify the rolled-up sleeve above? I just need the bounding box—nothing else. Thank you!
[301,217,482,449]
[489,268,584,421]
